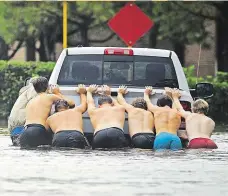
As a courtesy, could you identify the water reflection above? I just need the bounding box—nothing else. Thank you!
[0,133,228,196]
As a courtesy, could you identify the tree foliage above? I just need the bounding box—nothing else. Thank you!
[152,2,210,46]
[0,1,227,64]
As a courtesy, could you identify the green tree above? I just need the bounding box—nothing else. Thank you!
[145,2,209,65]
[165,1,228,71]
[0,2,118,61]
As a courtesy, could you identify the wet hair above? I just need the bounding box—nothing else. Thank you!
[192,99,209,114]
[54,99,69,112]
[31,76,48,93]
[131,98,147,110]
[157,95,172,108]
[98,95,113,106]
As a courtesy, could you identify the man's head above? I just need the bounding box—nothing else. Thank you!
[98,95,113,107]
[157,95,173,108]
[54,99,70,112]
[131,98,147,110]
[31,76,48,93]
[192,99,209,115]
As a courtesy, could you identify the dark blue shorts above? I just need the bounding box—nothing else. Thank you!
[52,130,88,148]
[131,133,155,149]
[154,132,182,151]
[19,124,53,148]
[92,127,127,149]
[10,126,24,146]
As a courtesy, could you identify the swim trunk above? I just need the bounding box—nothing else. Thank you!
[10,126,24,146]
[52,130,88,148]
[188,138,218,149]
[153,132,182,151]
[92,127,127,149]
[131,133,155,149]
[19,124,53,148]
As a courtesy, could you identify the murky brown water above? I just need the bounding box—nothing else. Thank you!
[0,133,228,196]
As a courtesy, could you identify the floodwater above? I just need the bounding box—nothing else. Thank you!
[0,133,228,196]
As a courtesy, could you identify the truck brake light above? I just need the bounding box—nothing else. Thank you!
[179,102,191,129]
[104,48,133,56]
[180,101,191,111]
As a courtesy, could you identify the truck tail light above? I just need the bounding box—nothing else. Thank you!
[104,48,133,55]
[180,101,191,111]
[179,101,191,130]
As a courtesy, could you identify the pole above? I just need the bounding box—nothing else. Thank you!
[196,44,202,84]
[63,1,68,49]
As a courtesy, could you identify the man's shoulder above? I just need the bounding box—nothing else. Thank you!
[114,105,125,110]
[130,107,147,113]
[41,93,58,101]
[205,116,215,124]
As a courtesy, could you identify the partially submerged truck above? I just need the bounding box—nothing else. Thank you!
[48,47,213,144]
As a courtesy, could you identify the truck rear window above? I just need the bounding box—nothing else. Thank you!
[57,54,178,88]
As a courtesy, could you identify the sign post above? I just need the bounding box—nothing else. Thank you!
[63,1,68,49]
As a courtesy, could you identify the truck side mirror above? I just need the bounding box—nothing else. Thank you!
[195,82,214,99]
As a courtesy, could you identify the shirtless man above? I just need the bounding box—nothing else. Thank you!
[46,84,88,148]
[8,77,37,146]
[170,88,217,149]
[87,84,127,149]
[19,76,75,148]
[144,86,182,151]
[117,85,155,149]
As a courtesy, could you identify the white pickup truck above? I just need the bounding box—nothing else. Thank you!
[48,47,213,146]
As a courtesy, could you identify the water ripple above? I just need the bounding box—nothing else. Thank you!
[0,134,228,196]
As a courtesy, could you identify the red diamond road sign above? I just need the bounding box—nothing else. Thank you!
[108,2,154,47]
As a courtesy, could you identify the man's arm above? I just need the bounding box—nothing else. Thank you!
[75,84,87,113]
[50,84,75,107]
[117,85,134,111]
[87,84,97,112]
[101,85,121,106]
[210,120,215,135]
[144,86,160,113]
[110,96,120,106]
[171,89,191,119]
[77,94,87,113]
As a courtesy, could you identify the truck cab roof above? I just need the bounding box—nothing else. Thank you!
[66,47,172,57]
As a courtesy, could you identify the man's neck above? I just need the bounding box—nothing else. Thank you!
[196,112,205,116]
[38,92,46,95]
[100,104,112,108]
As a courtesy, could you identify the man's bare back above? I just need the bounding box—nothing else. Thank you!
[117,85,155,149]
[26,86,75,129]
[87,85,125,133]
[89,106,125,132]
[117,85,154,137]
[128,109,154,136]
[46,85,87,133]
[26,94,57,129]
[185,114,215,140]
[170,88,217,148]
[46,85,88,148]
[144,87,181,135]
[20,77,75,148]
[87,85,127,149]
[153,107,181,135]
[47,109,84,133]
[144,86,182,150]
